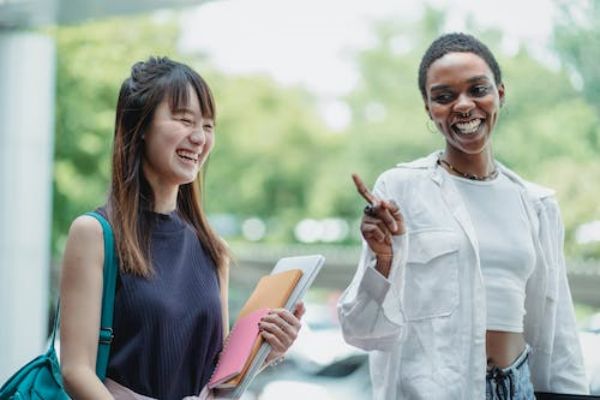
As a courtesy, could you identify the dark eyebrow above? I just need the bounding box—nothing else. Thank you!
[429,75,492,93]
[429,84,451,93]
[467,75,491,84]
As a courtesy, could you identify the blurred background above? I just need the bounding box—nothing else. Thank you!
[1,0,600,398]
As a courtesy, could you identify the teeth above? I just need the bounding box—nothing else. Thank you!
[176,150,198,161]
[454,119,482,134]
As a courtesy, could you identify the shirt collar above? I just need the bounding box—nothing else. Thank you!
[395,150,555,200]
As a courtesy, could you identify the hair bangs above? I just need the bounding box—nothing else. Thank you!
[163,68,193,114]
[162,67,216,120]
[191,74,216,121]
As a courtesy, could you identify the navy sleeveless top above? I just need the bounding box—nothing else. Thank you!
[101,208,223,399]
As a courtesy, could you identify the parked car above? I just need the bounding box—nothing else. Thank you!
[245,302,371,400]
[245,306,600,399]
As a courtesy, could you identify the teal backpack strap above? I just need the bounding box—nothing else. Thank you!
[85,211,118,381]
[47,301,61,354]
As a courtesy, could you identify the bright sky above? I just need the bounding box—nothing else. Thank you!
[179,0,557,129]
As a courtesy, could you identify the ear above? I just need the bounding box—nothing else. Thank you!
[497,83,506,107]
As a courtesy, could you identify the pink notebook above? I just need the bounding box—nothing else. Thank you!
[208,308,270,389]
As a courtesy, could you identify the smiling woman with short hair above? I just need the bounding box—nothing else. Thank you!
[339,33,589,400]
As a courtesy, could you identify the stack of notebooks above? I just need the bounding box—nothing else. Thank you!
[208,255,325,399]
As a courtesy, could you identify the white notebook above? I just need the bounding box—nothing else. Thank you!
[214,255,325,399]
[274,255,326,310]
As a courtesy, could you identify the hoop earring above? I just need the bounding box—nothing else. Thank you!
[427,119,437,134]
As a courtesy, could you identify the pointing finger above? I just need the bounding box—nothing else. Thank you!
[352,173,378,204]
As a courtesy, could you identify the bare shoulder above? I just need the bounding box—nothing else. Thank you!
[62,215,105,275]
[68,214,103,239]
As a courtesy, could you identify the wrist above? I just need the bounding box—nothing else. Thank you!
[375,252,393,259]
[375,254,393,277]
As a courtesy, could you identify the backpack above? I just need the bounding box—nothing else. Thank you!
[0,211,118,399]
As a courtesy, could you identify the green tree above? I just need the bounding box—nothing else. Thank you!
[49,7,600,256]
[325,7,600,256]
[554,0,600,117]
[553,0,600,257]
[51,14,334,251]
[51,16,183,255]
[203,74,333,242]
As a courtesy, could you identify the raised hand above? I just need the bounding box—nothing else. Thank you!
[352,174,405,277]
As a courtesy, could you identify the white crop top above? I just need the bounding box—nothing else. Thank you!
[449,171,536,332]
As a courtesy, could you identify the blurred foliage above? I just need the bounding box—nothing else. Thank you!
[204,74,333,243]
[50,5,600,260]
[51,16,182,255]
[50,14,333,253]
[552,0,600,258]
[329,7,600,258]
[554,0,600,117]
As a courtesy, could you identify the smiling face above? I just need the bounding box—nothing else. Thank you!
[424,52,505,157]
[142,84,215,191]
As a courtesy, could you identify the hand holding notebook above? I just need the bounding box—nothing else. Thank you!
[208,269,303,389]
[207,308,270,388]
[210,255,325,399]
[256,301,305,355]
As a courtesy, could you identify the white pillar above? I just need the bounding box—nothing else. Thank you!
[0,32,56,382]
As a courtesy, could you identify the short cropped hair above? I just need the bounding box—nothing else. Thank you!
[418,33,502,99]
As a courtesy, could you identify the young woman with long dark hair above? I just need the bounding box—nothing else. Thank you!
[59,57,303,399]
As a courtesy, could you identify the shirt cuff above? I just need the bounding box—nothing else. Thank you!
[359,265,392,305]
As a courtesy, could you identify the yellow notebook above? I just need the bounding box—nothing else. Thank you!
[221,268,303,388]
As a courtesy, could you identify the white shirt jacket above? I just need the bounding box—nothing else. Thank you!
[337,152,589,399]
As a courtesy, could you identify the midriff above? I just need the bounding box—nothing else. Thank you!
[486,330,526,368]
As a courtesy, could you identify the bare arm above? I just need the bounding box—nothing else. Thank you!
[218,257,230,339]
[60,215,114,399]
